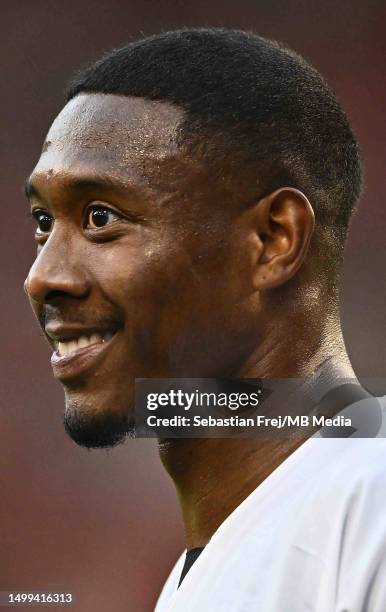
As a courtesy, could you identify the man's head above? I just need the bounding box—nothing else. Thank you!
[24,28,361,448]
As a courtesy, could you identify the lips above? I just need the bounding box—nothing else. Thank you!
[46,325,119,382]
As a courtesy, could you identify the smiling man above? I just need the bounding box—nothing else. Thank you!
[24,29,386,612]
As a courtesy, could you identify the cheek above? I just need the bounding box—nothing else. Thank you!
[87,234,250,376]
[104,241,185,302]
[89,240,199,359]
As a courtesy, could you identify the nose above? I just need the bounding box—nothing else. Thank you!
[24,230,90,304]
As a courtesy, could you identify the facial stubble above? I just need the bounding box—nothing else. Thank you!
[63,394,136,449]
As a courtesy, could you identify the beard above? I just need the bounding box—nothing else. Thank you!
[63,396,136,449]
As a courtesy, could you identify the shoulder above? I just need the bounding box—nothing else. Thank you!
[325,438,386,610]
[281,436,386,544]
[302,437,386,558]
[310,437,386,499]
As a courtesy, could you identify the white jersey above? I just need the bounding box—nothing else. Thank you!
[156,398,386,612]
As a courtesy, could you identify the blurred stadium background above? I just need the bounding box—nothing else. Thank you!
[1,1,385,610]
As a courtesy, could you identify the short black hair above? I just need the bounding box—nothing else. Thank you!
[66,28,362,291]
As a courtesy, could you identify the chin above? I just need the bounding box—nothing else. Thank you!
[63,390,135,449]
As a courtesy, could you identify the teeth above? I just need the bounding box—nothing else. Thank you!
[68,340,78,354]
[90,333,102,345]
[77,336,89,349]
[57,332,112,356]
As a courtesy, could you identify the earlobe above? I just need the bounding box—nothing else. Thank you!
[251,187,315,290]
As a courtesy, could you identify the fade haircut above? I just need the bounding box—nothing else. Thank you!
[66,28,362,292]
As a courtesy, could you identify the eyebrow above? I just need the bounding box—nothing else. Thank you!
[24,175,142,201]
[24,179,39,199]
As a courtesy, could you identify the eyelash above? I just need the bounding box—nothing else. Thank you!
[84,205,122,230]
[31,209,53,234]
[31,204,124,235]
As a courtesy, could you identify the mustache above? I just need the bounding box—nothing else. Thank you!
[38,305,123,331]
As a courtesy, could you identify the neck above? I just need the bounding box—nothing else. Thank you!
[159,317,356,549]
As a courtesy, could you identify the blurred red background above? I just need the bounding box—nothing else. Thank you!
[1,1,385,610]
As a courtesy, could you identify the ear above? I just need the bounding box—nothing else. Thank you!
[248,188,315,290]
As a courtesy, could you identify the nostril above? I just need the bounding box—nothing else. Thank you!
[46,289,73,302]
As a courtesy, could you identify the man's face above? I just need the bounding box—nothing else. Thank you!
[25,94,258,447]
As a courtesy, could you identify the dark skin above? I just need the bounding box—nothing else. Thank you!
[25,93,355,547]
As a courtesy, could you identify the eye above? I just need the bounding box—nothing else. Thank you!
[32,210,53,234]
[86,205,122,229]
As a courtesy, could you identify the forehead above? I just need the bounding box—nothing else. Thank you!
[32,93,187,185]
